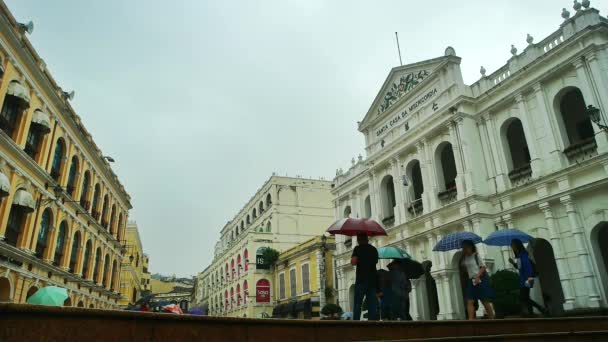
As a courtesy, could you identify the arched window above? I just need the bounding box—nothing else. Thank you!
[230,287,234,307]
[225,264,229,279]
[237,254,242,277]
[237,283,241,306]
[380,175,396,222]
[79,171,90,208]
[503,119,531,172]
[436,143,457,191]
[266,222,271,233]
[110,260,118,291]
[24,109,50,160]
[406,160,424,215]
[252,208,257,220]
[53,221,68,266]
[0,81,29,138]
[69,231,81,273]
[102,254,110,288]
[243,249,249,272]
[557,88,595,147]
[259,201,264,214]
[109,205,117,235]
[35,209,52,258]
[5,189,35,247]
[117,214,124,242]
[93,247,102,283]
[231,259,235,278]
[243,280,248,304]
[50,138,65,181]
[266,193,272,207]
[246,215,251,225]
[364,196,372,218]
[82,240,92,278]
[66,156,79,196]
[101,195,109,227]
[91,184,101,217]
[343,206,352,218]
[240,221,244,232]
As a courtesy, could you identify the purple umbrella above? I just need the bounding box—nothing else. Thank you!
[188,308,205,316]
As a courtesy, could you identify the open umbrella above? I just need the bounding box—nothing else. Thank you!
[398,259,424,280]
[161,304,183,315]
[327,218,387,237]
[26,286,68,306]
[378,246,412,259]
[433,231,482,252]
[483,229,533,246]
[188,308,205,315]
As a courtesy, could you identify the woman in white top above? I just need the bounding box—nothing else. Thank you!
[460,240,495,320]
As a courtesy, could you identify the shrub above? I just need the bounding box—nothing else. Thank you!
[321,303,343,318]
[490,270,520,318]
[261,248,280,266]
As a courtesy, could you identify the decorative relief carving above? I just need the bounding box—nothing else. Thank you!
[377,70,430,115]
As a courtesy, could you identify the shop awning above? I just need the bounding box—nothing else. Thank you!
[31,109,51,133]
[13,189,35,212]
[0,171,10,197]
[7,81,30,106]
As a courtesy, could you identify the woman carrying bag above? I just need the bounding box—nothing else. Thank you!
[460,240,495,320]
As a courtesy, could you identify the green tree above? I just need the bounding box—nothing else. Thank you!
[261,248,280,266]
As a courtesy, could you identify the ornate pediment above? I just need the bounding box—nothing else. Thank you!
[377,69,430,115]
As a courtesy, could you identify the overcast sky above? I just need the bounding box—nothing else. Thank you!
[5,1,605,277]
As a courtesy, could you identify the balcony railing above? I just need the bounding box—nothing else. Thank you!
[438,187,457,205]
[564,137,597,161]
[508,163,532,183]
[407,199,423,216]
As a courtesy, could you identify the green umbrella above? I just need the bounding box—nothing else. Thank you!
[26,286,68,306]
[377,246,412,259]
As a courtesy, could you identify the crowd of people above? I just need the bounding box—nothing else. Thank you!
[350,233,548,321]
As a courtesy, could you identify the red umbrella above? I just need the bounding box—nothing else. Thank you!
[162,304,183,315]
[326,218,387,237]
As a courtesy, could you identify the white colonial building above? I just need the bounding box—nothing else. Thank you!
[332,3,608,320]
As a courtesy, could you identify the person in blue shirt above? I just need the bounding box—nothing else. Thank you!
[508,239,548,317]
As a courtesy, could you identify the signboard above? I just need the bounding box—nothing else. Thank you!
[256,279,271,303]
[375,87,439,138]
[256,255,270,269]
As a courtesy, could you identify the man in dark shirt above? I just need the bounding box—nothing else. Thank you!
[351,233,379,320]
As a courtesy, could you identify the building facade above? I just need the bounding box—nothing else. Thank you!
[271,235,335,319]
[0,1,132,308]
[333,4,608,320]
[118,222,150,306]
[196,175,334,318]
[149,275,194,312]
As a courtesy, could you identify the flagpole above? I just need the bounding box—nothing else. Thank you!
[395,32,403,66]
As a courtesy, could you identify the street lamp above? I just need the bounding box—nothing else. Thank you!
[587,105,608,131]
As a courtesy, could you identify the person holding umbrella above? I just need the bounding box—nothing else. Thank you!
[508,238,548,317]
[460,240,495,320]
[351,233,379,321]
[327,217,387,321]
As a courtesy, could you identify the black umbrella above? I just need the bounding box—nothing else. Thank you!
[397,258,424,279]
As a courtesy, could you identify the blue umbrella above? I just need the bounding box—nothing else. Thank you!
[433,231,482,252]
[483,229,533,246]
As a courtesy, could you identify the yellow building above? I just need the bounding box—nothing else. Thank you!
[0,2,132,309]
[150,275,194,312]
[197,176,335,318]
[118,222,150,306]
[272,236,335,319]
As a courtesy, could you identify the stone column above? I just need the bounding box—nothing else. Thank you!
[61,235,73,270]
[415,141,430,214]
[390,158,404,224]
[539,202,575,310]
[573,57,608,154]
[500,215,516,271]
[447,121,465,199]
[455,115,486,197]
[585,51,608,120]
[482,112,508,192]
[368,171,379,222]
[532,83,567,171]
[410,278,420,320]
[559,196,601,307]
[43,225,57,264]
[422,139,440,211]
[316,248,326,309]
[515,93,543,176]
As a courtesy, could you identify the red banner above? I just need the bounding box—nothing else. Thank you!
[256,279,270,303]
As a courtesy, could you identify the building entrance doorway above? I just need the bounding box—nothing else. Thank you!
[531,238,564,315]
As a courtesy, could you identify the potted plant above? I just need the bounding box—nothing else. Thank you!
[321,303,343,320]
[490,270,520,318]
